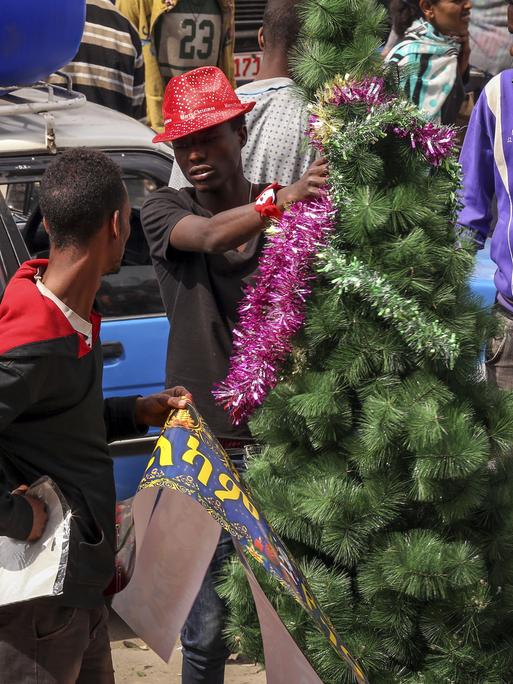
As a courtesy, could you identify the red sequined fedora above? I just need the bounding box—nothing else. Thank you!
[152,66,256,143]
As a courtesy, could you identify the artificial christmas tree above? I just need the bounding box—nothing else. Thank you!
[216,0,513,682]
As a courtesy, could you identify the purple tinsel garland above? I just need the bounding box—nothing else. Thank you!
[331,76,392,108]
[308,76,457,167]
[392,122,457,167]
[332,76,458,167]
[213,195,336,424]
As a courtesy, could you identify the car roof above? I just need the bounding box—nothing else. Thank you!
[0,86,173,157]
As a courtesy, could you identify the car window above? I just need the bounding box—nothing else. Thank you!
[0,190,30,298]
[0,151,171,319]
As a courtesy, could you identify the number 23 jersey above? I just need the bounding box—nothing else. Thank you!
[154,0,222,80]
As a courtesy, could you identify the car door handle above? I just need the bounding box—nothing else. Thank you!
[102,342,124,360]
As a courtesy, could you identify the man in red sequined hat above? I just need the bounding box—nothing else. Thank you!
[141,65,327,684]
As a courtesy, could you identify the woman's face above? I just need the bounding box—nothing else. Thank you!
[420,0,472,36]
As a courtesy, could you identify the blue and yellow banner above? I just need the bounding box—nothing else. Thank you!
[131,404,368,684]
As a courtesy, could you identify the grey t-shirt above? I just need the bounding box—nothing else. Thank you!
[141,186,265,440]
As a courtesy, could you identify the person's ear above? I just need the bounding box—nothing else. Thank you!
[258,26,264,51]
[419,0,433,20]
[111,209,121,240]
[238,124,248,149]
[42,217,50,235]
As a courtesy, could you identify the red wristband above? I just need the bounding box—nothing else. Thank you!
[254,183,283,220]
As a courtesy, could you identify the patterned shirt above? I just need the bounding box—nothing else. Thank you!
[169,77,316,188]
[53,0,145,120]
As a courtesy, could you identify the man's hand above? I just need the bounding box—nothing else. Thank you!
[277,158,329,208]
[452,30,470,76]
[135,386,193,427]
[12,485,48,542]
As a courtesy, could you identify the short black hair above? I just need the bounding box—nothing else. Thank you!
[389,0,440,37]
[262,0,301,54]
[39,148,126,249]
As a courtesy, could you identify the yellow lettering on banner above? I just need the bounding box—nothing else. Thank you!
[182,436,213,486]
[215,473,241,502]
[144,435,173,472]
[157,435,173,466]
[317,613,339,649]
[314,602,366,681]
[301,584,318,611]
[214,474,260,520]
[328,630,338,647]
[241,493,260,520]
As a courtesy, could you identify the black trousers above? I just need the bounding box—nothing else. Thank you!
[0,599,114,684]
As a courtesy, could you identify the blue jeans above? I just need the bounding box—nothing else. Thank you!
[180,453,245,684]
[180,529,234,683]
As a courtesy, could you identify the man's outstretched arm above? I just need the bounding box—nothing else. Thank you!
[146,159,329,254]
[104,386,192,442]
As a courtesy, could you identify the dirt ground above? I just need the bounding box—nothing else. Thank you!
[109,611,266,684]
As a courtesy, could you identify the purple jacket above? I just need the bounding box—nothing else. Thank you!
[458,69,513,312]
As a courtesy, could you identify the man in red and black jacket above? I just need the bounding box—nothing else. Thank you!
[0,148,191,684]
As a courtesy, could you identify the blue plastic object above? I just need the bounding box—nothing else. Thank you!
[0,0,86,86]
[470,241,496,308]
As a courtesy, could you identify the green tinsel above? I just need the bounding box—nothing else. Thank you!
[316,246,460,366]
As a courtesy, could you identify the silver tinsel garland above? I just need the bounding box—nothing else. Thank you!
[316,247,460,366]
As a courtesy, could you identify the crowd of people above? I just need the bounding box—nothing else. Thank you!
[52,1,513,130]
[2,0,513,683]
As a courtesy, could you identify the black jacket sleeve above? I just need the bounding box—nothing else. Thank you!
[0,360,41,539]
[103,395,148,443]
